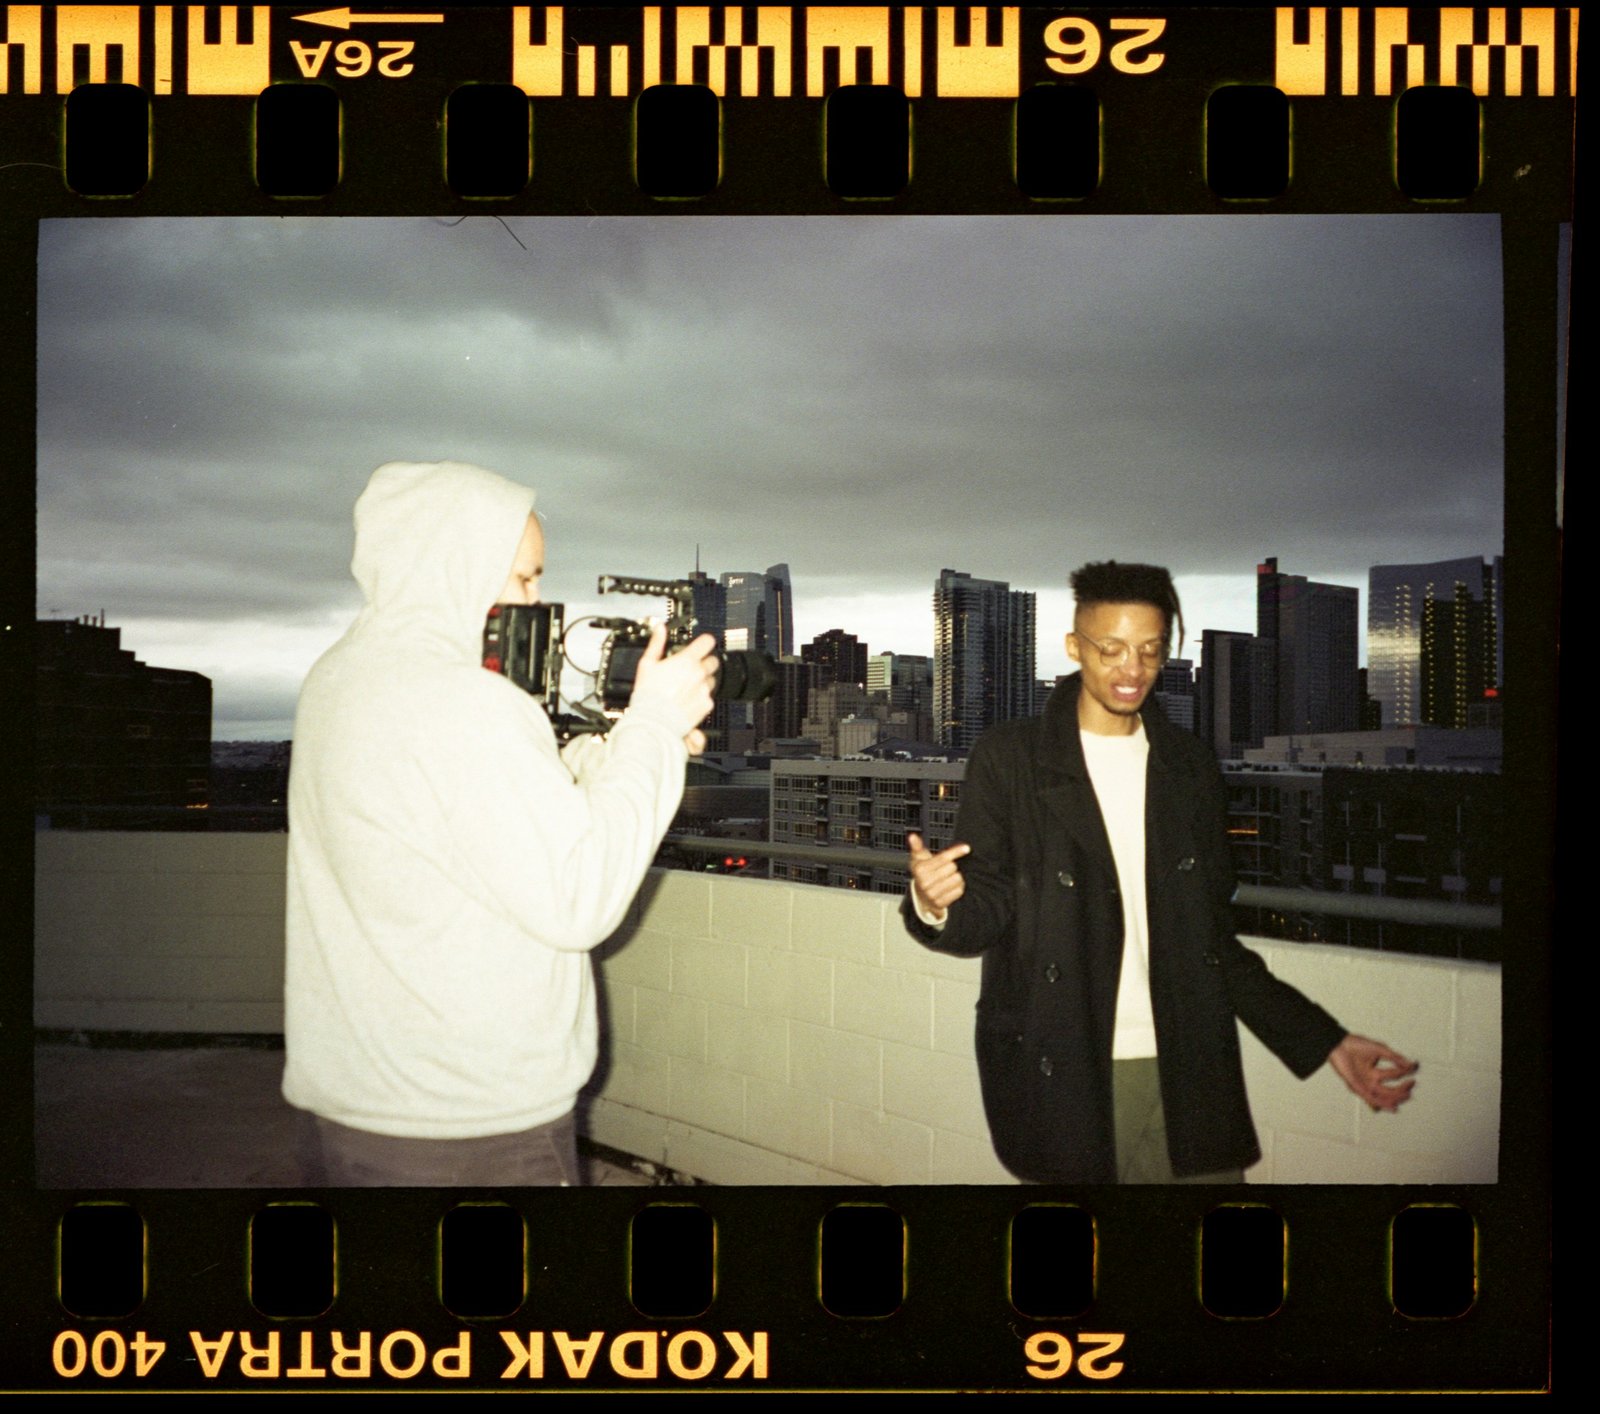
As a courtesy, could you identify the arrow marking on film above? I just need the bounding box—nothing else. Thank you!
[293,8,446,28]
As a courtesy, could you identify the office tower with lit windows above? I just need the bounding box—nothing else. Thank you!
[1369,556,1502,728]
[720,570,765,654]
[720,563,794,658]
[933,569,1037,751]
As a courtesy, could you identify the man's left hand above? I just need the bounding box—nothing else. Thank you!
[1327,1033,1418,1112]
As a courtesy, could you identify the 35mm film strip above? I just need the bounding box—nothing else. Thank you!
[2,3,1567,1394]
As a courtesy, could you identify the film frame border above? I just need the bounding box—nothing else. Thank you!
[1,2,1567,1394]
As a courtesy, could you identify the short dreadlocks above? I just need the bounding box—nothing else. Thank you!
[1069,561,1185,656]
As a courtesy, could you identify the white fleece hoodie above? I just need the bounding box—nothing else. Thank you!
[282,461,688,1138]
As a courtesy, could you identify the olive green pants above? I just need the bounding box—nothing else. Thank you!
[1113,1057,1245,1185]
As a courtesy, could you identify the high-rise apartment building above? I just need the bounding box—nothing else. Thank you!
[1368,556,1502,728]
[1256,556,1360,736]
[932,569,1037,751]
[770,758,965,891]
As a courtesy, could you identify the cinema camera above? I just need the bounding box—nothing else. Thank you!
[483,574,777,740]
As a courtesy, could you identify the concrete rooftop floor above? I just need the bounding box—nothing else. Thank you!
[33,1042,660,1190]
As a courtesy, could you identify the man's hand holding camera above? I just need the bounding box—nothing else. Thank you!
[632,622,718,754]
[906,831,971,922]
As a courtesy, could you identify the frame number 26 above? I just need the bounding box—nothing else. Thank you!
[1044,17,1166,75]
[1024,1331,1126,1381]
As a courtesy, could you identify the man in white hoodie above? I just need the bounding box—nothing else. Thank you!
[283,461,716,1185]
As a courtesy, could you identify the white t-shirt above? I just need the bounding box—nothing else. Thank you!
[1079,724,1157,1059]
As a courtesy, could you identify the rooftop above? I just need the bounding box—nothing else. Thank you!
[34,832,1501,1187]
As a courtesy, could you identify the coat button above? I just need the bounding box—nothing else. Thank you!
[1202,950,1221,967]
[1039,1056,1053,1077]
[1177,856,1196,872]
[1057,870,1075,888]
[1045,964,1060,983]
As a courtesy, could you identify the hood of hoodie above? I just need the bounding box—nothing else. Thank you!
[348,461,536,665]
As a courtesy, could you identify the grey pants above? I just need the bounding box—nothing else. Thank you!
[296,1109,580,1187]
[1113,1058,1245,1185]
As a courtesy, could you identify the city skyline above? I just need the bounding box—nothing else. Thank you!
[47,541,1498,749]
[38,216,1505,738]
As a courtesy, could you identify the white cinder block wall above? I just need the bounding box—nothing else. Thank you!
[34,835,1501,1184]
[1238,939,1501,1183]
[587,872,1012,1184]
[587,872,1503,1185]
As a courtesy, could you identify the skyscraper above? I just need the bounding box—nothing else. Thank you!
[720,570,766,654]
[719,563,795,657]
[720,562,795,734]
[868,652,933,713]
[1154,657,1196,732]
[1256,556,1359,736]
[933,569,1037,751]
[1197,629,1276,758]
[803,629,868,690]
[686,569,726,646]
[866,654,894,697]
[764,563,795,660]
[686,569,730,746]
[867,652,935,744]
[1368,557,1502,728]
[762,655,816,741]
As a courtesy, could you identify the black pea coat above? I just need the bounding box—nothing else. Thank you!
[901,676,1347,1183]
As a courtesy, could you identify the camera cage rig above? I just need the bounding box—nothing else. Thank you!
[482,574,773,741]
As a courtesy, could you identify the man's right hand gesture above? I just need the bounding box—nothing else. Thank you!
[907,831,971,921]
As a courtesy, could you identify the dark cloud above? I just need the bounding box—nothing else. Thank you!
[38,215,1505,735]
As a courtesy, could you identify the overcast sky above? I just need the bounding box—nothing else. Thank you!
[37,215,1505,739]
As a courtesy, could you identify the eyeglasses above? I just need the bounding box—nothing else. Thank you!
[1072,630,1167,668]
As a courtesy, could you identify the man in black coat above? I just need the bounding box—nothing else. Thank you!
[902,561,1416,1184]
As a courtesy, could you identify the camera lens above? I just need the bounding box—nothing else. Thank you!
[716,651,778,703]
